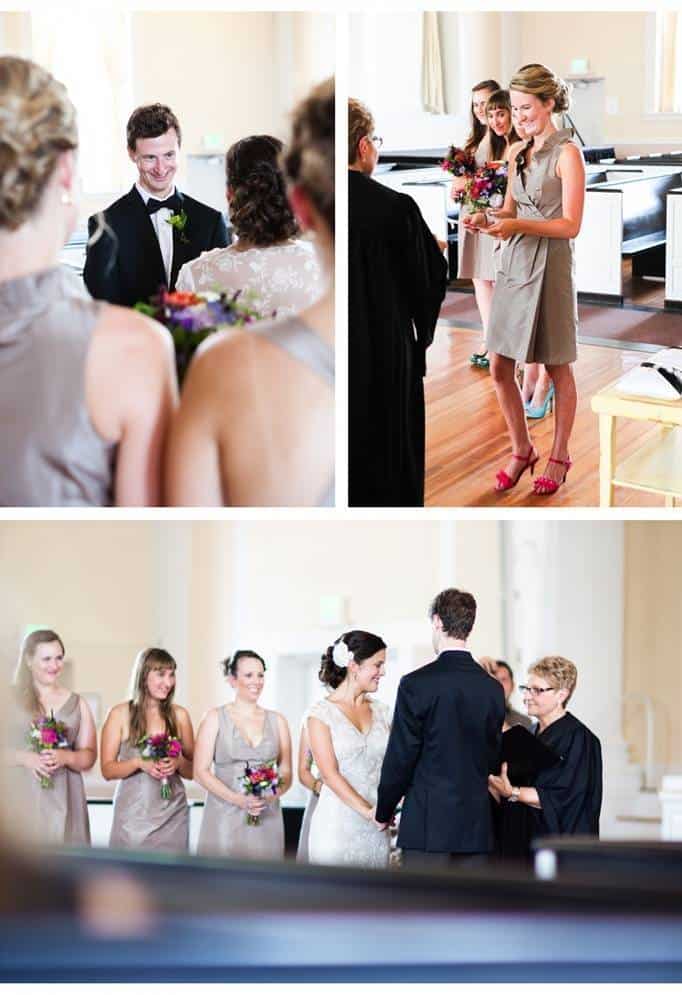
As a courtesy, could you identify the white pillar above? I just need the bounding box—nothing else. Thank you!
[153,522,192,704]
[660,776,682,839]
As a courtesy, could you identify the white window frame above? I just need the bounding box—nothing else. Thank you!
[644,10,682,120]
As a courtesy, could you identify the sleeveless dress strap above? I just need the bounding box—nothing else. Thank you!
[256,318,334,386]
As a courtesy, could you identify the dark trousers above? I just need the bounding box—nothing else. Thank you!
[401,849,489,869]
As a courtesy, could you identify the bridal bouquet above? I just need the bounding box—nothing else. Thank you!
[239,760,281,826]
[462,161,508,213]
[27,712,70,788]
[135,289,269,381]
[137,733,183,801]
[441,145,476,186]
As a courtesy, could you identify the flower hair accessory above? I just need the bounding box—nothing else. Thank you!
[332,640,352,669]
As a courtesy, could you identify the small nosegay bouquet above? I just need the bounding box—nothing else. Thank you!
[239,760,281,826]
[138,733,183,801]
[463,161,508,213]
[27,712,70,788]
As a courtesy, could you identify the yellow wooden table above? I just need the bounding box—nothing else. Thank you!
[591,384,682,507]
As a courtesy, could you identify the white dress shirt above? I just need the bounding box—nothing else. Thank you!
[135,183,176,286]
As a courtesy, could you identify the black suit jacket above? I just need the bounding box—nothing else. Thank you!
[376,650,505,853]
[83,186,230,307]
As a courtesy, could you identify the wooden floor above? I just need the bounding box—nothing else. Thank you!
[425,325,673,507]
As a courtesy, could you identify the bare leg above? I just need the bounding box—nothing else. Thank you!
[489,352,537,487]
[522,362,540,403]
[535,362,577,490]
[472,278,495,353]
[529,366,554,408]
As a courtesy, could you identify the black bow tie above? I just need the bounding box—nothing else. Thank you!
[146,193,182,215]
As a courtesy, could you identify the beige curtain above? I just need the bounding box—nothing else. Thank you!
[422,12,445,114]
[659,11,680,112]
[31,11,134,195]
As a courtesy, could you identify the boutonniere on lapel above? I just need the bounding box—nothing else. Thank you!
[167,209,189,243]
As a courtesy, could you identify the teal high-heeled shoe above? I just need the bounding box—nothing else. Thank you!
[525,383,555,419]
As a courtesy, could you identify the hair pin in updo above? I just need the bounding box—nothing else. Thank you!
[332,640,352,668]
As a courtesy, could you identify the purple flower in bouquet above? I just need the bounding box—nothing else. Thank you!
[463,161,508,213]
[441,145,476,179]
[239,760,281,826]
[27,712,70,789]
[134,289,273,382]
[137,733,183,801]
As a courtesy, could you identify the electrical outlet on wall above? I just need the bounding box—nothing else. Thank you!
[606,96,619,115]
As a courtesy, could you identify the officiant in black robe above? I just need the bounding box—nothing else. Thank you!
[489,658,602,859]
[348,99,447,507]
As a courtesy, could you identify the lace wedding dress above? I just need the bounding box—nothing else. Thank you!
[176,239,323,318]
[306,697,391,869]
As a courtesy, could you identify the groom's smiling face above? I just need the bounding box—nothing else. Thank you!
[130,128,180,197]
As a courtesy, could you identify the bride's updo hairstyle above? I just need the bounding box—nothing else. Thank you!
[222,649,267,678]
[0,57,77,231]
[226,135,299,247]
[509,63,571,114]
[283,76,334,235]
[319,631,386,689]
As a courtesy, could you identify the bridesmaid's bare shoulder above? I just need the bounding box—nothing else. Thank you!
[171,703,191,721]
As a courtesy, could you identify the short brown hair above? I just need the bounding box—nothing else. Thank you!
[127,103,181,151]
[528,655,577,704]
[429,588,476,640]
[348,97,374,166]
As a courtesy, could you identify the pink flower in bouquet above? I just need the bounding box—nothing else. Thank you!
[137,733,183,801]
[239,760,281,826]
[27,712,70,788]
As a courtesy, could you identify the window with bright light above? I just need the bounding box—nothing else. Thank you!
[31,11,134,193]
[653,11,682,113]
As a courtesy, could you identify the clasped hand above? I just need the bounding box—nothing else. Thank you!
[33,748,71,778]
[488,761,513,803]
[140,755,181,780]
[367,805,388,831]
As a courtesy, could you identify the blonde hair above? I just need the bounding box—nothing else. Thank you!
[348,97,374,166]
[12,629,66,716]
[509,63,571,113]
[529,655,577,705]
[127,648,179,745]
[0,56,77,231]
[283,77,334,234]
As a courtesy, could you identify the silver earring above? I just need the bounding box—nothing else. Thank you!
[60,192,73,206]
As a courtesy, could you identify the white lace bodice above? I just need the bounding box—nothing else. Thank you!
[305,697,392,869]
[176,239,323,319]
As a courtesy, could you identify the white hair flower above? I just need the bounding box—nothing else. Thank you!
[332,640,352,669]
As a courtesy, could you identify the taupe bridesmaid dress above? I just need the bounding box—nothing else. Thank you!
[457,132,497,281]
[487,128,580,364]
[197,708,284,860]
[109,739,189,852]
[13,693,91,846]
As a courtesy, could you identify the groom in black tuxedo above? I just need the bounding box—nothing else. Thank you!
[83,103,229,307]
[375,588,505,866]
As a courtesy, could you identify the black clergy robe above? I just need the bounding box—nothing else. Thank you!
[494,712,602,859]
[348,169,447,507]
[532,711,603,838]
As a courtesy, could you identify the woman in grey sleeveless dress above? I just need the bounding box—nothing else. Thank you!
[0,57,176,508]
[451,79,500,366]
[474,65,585,496]
[101,648,194,852]
[9,629,96,846]
[195,651,291,859]
[166,78,334,507]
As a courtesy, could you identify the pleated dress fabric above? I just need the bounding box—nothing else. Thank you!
[197,708,284,860]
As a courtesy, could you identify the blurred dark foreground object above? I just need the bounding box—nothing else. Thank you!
[1,843,681,982]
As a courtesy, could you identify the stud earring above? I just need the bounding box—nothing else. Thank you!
[60,192,73,206]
